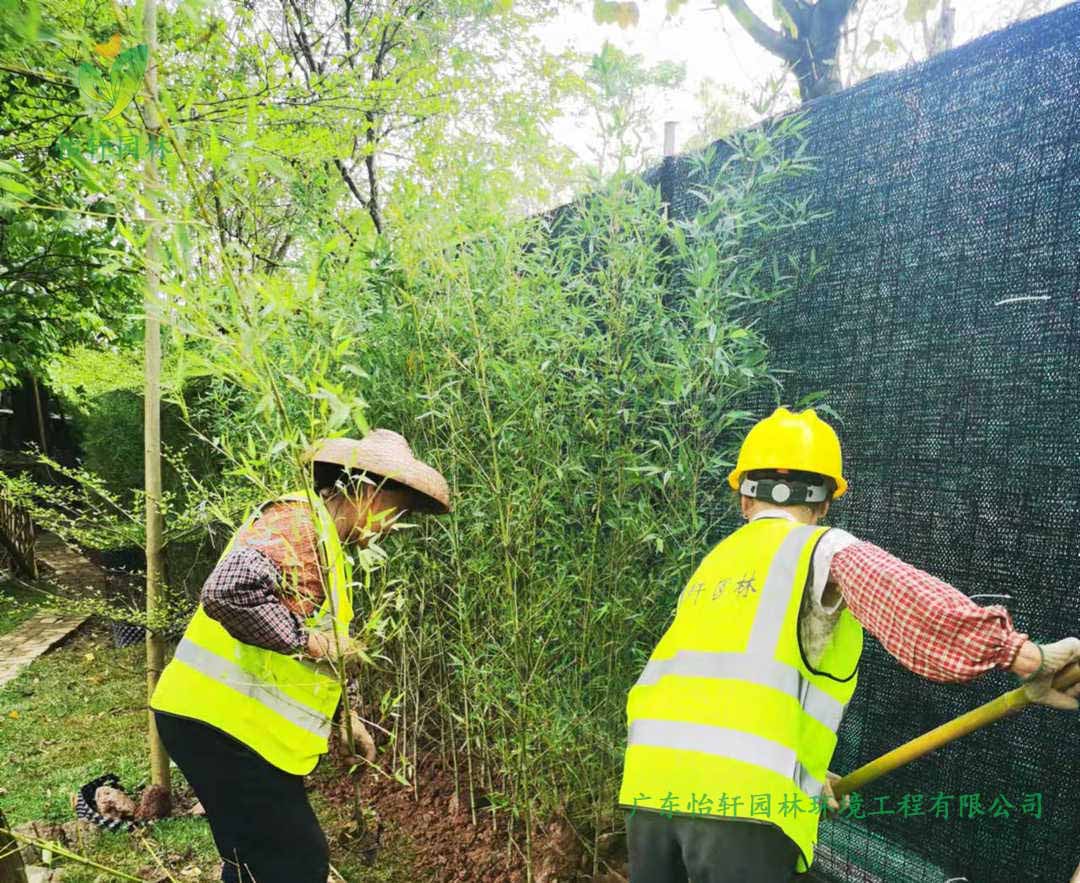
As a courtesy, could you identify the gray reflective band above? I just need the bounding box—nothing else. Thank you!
[797,764,824,799]
[745,524,820,656]
[801,675,847,733]
[636,650,844,733]
[629,718,824,798]
[174,640,333,739]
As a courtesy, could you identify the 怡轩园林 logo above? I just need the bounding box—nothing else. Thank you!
[76,33,148,122]
[55,33,167,162]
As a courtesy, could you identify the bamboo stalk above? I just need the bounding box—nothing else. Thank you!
[832,662,1080,798]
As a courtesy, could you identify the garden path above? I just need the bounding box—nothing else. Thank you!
[0,531,103,685]
[0,611,88,686]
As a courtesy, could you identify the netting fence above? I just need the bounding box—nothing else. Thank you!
[630,4,1080,881]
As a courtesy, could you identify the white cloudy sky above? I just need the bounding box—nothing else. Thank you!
[532,0,1070,166]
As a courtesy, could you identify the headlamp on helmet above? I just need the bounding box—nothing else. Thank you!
[739,468,835,505]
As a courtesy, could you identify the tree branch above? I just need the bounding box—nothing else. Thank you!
[722,0,799,62]
[818,0,861,19]
[777,0,807,25]
[0,63,70,87]
[333,158,369,208]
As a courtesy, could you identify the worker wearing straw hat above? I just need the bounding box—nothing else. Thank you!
[151,429,450,883]
[619,407,1080,882]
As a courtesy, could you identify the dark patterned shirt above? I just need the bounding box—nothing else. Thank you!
[232,501,326,618]
[201,547,308,654]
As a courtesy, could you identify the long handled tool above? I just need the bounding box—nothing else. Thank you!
[831,662,1080,799]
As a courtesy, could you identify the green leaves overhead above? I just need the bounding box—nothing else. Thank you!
[592,0,639,28]
[904,0,942,24]
[74,42,147,121]
[0,158,32,201]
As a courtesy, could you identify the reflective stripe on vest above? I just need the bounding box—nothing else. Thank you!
[628,718,825,797]
[172,638,333,739]
[746,525,817,653]
[634,651,846,733]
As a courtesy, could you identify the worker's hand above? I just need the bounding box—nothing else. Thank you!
[305,631,367,673]
[1020,637,1080,710]
[339,708,377,765]
[823,771,849,817]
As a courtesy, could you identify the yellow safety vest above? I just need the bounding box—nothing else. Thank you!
[151,492,354,775]
[618,517,863,873]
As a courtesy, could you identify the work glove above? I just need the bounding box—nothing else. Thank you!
[305,630,367,674]
[1020,637,1080,710]
[339,708,377,765]
[823,771,849,817]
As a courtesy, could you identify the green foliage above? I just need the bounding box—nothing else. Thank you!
[592,0,640,28]
[773,0,799,37]
[584,41,686,175]
[0,198,142,388]
[44,346,222,515]
[324,115,822,859]
[74,42,148,122]
[903,0,941,25]
[1,1,825,873]
[48,103,818,863]
[0,453,216,632]
[0,0,145,388]
[0,578,48,635]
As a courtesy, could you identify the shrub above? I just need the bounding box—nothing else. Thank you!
[338,117,823,865]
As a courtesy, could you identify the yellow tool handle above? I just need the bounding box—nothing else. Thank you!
[831,661,1080,799]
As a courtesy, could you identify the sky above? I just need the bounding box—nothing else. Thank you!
[532,0,1072,167]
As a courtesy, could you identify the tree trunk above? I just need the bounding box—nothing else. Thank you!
[142,0,170,794]
[0,808,28,883]
[29,375,47,458]
[29,374,52,483]
[924,0,956,56]
[723,0,860,103]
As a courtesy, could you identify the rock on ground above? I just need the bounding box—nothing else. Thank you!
[94,785,136,820]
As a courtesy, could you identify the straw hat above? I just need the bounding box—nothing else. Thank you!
[307,429,451,514]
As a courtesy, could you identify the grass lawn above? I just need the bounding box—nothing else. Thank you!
[0,577,59,636]
[0,622,416,882]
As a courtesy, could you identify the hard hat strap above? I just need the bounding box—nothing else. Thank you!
[740,476,830,504]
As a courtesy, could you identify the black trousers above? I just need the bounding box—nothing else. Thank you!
[627,810,802,883]
[154,711,329,883]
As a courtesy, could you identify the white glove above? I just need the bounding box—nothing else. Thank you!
[823,771,848,816]
[306,631,366,673]
[1020,637,1080,710]
[339,708,377,763]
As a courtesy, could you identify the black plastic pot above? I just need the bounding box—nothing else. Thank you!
[110,620,146,647]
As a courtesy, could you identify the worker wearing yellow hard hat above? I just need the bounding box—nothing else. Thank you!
[618,407,1080,882]
[726,406,847,500]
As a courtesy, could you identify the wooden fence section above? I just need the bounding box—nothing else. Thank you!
[0,492,36,578]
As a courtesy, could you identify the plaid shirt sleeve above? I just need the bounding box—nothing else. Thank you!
[829,541,1028,683]
[201,548,308,655]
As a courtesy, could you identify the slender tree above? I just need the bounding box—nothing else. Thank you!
[141,0,169,794]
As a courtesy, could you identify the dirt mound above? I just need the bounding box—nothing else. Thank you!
[320,753,616,883]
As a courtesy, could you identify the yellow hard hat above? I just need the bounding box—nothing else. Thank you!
[727,407,847,498]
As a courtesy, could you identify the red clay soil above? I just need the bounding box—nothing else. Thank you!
[319,750,627,883]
